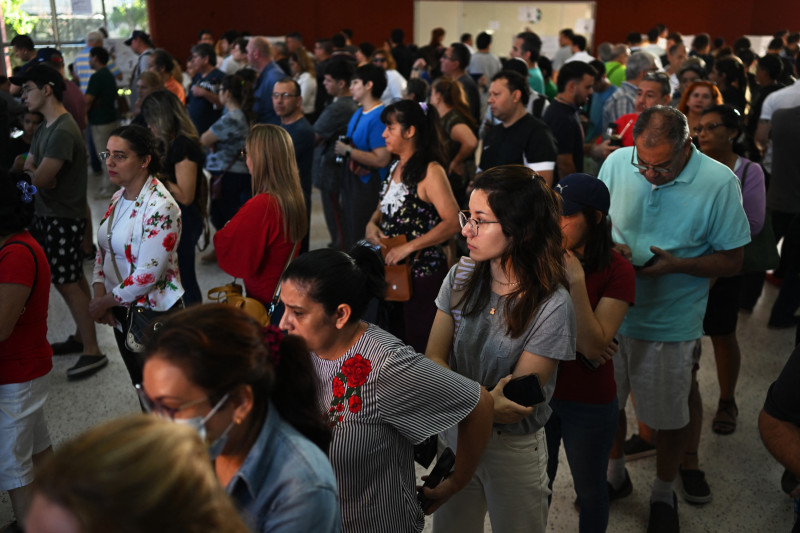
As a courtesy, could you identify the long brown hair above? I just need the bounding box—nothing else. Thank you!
[459,166,567,338]
[246,124,308,243]
[432,77,477,130]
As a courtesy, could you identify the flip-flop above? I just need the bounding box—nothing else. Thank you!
[712,398,738,435]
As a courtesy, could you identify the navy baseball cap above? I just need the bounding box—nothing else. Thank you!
[554,173,610,216]
[125,30,152,46]
[9,64,66,97]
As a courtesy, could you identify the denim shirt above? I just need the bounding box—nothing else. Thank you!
[226,401,341,533]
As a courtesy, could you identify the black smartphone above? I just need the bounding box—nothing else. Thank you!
[633,255,657,271]
[503,373,545,407]
[417,447,456,511]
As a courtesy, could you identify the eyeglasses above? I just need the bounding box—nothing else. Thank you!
[99,151,129,163]
[271,92,300,99]
[135,384,209,420]
[21,84,43,95]
[630,147,680,176]
[372,57,387,63]
[458,210,500,235]
[441,55,454,61]
[693,122,724,134]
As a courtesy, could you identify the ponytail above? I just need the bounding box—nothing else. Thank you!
[282,246,387,323]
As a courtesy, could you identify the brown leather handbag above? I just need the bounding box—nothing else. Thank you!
[381,235,417,302]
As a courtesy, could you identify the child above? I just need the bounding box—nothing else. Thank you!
[9,110,43,171]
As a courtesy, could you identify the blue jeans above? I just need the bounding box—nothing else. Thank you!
[179,203,203,305]
[545,397,618,533]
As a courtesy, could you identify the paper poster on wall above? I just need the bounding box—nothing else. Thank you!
[489,20,500,31]
[518,6,543,23]
[575,18,595,35]
[71,0,92,15]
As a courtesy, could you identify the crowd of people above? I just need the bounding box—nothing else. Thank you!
[2,21,800,533]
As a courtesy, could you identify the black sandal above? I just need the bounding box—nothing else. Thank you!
[712,398,738,435]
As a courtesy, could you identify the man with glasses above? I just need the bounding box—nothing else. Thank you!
[274,78,314,253]
[597,106,749,533]
[602,51,658,133]
[11,65,108,380]
[441,42,481,128]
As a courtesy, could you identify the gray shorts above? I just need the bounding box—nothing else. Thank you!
[614,335,700,430]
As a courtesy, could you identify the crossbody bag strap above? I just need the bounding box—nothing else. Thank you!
[0,240,39,309]
[740,161,752,190]
[267,241,300,317]
[106,197,126,284]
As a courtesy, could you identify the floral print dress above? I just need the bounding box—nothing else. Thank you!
[379,162,446,279]
[93,177,184,311]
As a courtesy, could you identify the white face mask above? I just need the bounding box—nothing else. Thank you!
[174,392,234,459]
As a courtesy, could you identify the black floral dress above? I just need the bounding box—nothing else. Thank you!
[379,162,447,279]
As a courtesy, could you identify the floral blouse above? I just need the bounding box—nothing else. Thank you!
[379,162,447,278]
[92,177,184,311]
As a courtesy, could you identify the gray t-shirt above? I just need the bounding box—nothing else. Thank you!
[435,261,576,434]
[312,96,358,192]
[206,107,249,174]
[29,112,88,219]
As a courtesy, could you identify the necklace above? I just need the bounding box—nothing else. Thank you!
[492,278,519,286]
[110,198,134,234]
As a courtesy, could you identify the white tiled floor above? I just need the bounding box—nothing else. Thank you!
[2,179,797,532]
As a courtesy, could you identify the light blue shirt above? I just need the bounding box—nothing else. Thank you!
[598,144,750,341]
[226,401,341,533]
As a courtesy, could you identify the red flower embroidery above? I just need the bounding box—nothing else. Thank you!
[332,377,345,397]
[124,244,132,264]
[348,395,362,413]
[162,232,177,252]
[341,354,372,387]
[337,415,343,422]
[135,273,156,285]
[336,403,344,412]
[122,276,135,287]
[103,203,114,219]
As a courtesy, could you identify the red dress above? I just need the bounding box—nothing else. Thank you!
[214,193,297,305]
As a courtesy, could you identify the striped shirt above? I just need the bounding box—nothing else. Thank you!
[312,324,480,532]
[74,45,122,93]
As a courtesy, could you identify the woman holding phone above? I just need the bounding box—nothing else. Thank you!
[546,173,635,533]
[426,165,576,533]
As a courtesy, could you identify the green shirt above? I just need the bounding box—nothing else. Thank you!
[29,113,88,219]
[605,61,626,88]
[86,66,119,125]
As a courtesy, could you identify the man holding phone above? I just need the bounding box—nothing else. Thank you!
[598,106,749,533]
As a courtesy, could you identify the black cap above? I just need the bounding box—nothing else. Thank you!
[554,173,610,216]
[125,30,152,47]
[9,64,66,97]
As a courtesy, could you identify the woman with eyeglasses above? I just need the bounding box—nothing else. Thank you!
[140,304,341,533]
[694,104,765,438]
[88,124,183,387]
[142,90,207,305]
[364,100,459,352]
[200,73,253,262]
[278,246,493,532]
[426,166,577,532]
[213,125,307,306]
[370,49,407,106]
[677,80,723,141]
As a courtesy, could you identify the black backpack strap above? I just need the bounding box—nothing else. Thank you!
[0,240,39,307]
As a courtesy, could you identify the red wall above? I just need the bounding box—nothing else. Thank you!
[148,0,799,61]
